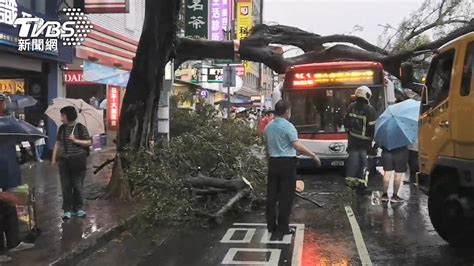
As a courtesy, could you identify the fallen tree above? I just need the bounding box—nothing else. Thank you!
[104,0,473,201]
[125,103,266,224]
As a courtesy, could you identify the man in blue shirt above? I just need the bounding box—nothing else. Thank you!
[264,100,320,239]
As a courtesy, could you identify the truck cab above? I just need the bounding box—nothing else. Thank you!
[419,32,474,246]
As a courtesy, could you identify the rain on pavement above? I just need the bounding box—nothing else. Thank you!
[78,170,474,265]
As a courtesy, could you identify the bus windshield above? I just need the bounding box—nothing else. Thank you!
[285,86,384,133]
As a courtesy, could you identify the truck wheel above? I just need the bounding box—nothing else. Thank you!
[428,172,474,247]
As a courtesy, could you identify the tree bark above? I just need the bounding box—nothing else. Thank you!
[119,0,181,151]
[108,0,180,199]
[212,188,251,224]
[185,174,249,191]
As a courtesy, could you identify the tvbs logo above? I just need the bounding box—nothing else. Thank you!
[14,8,93,52]
[15,18,75,38]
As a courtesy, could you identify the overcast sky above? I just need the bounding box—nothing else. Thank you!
[264,0,426,46]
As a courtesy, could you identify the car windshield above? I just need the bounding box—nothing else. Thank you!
[284,86,384,133]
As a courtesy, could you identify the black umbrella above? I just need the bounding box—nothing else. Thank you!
[0,116,47,143]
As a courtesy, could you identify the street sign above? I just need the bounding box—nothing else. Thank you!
[199,89,209,99]
[223,66,236,87]
[214,59,242,66]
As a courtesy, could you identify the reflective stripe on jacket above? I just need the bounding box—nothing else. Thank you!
[344,100,377,150]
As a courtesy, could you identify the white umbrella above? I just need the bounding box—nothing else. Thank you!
[45,98,105,136]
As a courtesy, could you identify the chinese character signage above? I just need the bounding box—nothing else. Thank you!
[236,0,252,40]
[208,68,224,83]
[107,85,121,129]
[0,0,18,26]
[185,0,208,39]
[0,2,77,61]
[209,0,230,41]
[15,8,92,53]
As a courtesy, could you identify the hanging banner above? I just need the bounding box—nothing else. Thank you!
[209,0,230,41]
[236,0,253,40]
[185,0,208,39]
[84,0,130,14]
[107,85,121,129]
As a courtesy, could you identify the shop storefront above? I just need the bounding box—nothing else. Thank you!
[70,23,136,144]
[64,70,106,105]
[0,0,73,149]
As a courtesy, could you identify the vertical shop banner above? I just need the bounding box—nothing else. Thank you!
[236,0,253,40]
[107,86,121,129]
[185,0,208,39]
[209,0,230,41]
[237,0,253,74]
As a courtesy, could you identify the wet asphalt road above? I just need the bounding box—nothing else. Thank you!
[78,169,474,265]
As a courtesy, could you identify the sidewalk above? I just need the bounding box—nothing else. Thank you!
[8,148,139,266]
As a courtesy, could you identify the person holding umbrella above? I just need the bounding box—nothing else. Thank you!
[380,146,409,203]
[51,106,92,220]
[374,99,420,203]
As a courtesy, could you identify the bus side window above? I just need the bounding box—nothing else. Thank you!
[461,42,474,97]
[426,49,455,108]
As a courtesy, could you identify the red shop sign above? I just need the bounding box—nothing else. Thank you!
[107,85,121,129]
[64,71,94,85]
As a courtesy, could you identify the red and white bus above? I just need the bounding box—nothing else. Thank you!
[279,61,389,168]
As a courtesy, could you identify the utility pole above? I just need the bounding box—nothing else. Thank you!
[226,63,231,119]
[257,0,264,106]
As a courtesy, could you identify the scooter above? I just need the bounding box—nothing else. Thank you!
[16,141,34,164]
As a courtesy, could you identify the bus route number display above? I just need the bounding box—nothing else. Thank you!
[292,69,375,88]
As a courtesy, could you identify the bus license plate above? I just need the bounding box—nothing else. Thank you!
[331,161,344,166]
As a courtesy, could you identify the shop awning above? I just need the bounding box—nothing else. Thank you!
[83,61,130,87]
[174,79,202,89]
[215,95,251,106]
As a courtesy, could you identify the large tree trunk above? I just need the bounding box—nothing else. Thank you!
[107,0,181,199]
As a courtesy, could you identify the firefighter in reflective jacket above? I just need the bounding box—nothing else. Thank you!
[344,86,377,188]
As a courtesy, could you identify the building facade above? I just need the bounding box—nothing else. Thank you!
[237,0,272,107]
[65,0,145,142]
[0,0,74,149]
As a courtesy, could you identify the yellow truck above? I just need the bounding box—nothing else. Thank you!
[418,32,474,246]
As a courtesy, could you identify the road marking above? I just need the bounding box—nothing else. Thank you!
[231,223,305,266]
[345,206,372,266]
[292,224,305,266]
[220,228,256,243]
[222,248,281,265]
[261,230,292,244]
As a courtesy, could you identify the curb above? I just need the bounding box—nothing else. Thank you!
[49,213,140,266]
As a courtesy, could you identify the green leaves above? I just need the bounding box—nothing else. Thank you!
[125,103,266,225]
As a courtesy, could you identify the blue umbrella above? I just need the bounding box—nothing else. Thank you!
[375,99,420,151]
[8,95,37,109]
